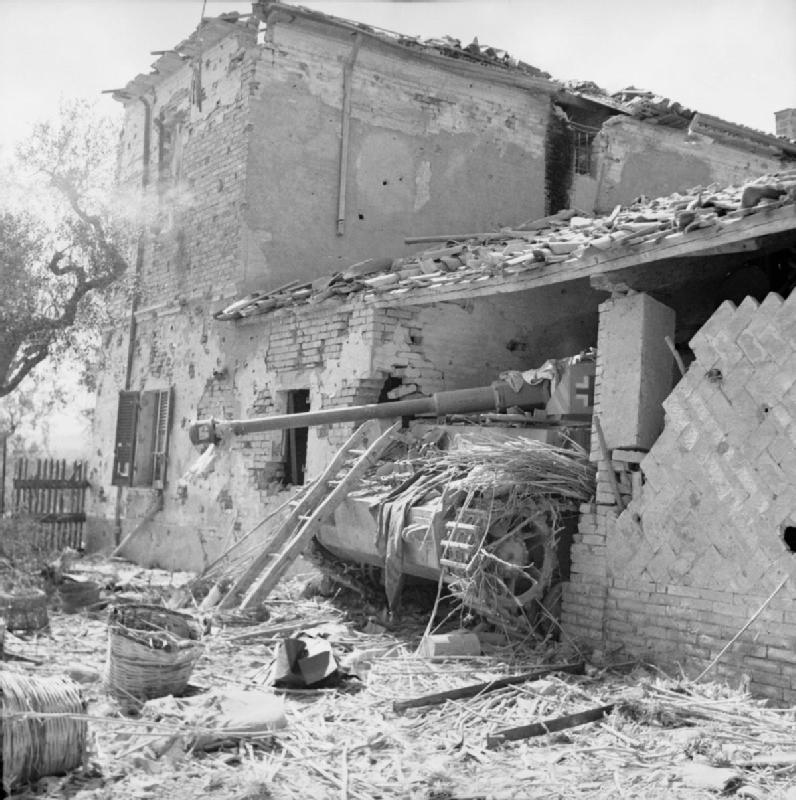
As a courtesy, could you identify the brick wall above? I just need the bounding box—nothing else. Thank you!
[117,30,253,308]
[565,290,796,701]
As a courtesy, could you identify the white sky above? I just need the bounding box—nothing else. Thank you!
[1,0,795,157]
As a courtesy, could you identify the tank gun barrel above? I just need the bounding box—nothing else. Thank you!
[188,380,547,446]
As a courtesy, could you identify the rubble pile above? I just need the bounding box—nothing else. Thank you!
[217,170,796,320]
[1,562,796,799]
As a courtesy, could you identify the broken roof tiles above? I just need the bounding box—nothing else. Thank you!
[216,170,796,322]
[113,3,793,158]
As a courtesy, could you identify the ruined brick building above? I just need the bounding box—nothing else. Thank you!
[88,3,796,697]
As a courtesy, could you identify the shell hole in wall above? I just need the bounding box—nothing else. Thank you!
[783,526,796,553]
[378,376,403,403]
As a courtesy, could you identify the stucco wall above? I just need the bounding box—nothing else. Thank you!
[594,117,787,214]
[241,17,551,290]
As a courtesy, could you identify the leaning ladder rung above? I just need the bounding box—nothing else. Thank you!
[444,521,480,533]
[439,558,469,572]
[349,449,366,456]
[440,539,474,550]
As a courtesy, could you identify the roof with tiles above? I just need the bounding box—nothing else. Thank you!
[216,169,796,321]
[110,3,796,159]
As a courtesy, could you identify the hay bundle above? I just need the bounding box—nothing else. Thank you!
[107,604,204,706]
[439,435,595,501]
[1,672,87,793]
[436,437,594,631]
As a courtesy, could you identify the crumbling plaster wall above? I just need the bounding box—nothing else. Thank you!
[89,280,596,569]
[564,289,796,703]
[88,288,569,571]
[594,117,788,214]
[242,17,551,289]
[118,29,254,308]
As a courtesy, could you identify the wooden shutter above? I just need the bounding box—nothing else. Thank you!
[133,391,157,486]
[151,388,173,489]
[111,391,139,487]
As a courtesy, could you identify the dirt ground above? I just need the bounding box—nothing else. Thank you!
[2,552,796,800]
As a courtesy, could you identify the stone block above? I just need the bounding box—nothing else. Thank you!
[693,299,737,344]
[417,632,481,658]
[711,331,746,370]
[597,292,676,451]
[737,328,770,365]
[755,322,792,365]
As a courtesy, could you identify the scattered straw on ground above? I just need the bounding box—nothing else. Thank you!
[2,560,795,800]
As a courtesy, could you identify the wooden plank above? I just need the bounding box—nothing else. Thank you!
[404,232,508,245]
[238,420,401,611]
[77,461,86,548]
[110,493,163,558]
[486,704,615,747]
[218,419,383,609]
[393,663,585,712]
[594,415,625,511]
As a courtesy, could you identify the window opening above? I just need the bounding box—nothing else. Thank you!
[572,123,598,176]
[112,388,173,488]
[283,389,310,486]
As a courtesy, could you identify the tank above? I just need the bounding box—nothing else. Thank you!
[188,363,595,627]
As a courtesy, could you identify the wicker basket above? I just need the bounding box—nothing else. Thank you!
[0,589,49,632]
[59,579,101,614]
[106,604,204,706]
[1,672,87,793]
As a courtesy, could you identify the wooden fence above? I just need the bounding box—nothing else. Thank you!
[12,459,89,549]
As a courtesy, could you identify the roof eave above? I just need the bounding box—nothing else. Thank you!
[261,2,562,96]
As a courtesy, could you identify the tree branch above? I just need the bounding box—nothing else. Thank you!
[0,344,50,398]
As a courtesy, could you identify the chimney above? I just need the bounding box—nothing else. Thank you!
[774,108,796,140]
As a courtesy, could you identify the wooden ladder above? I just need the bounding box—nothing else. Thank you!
[219,418,401,612]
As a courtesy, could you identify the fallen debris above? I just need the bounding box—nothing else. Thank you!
[270,633,344,689]
[1,545,795,799]
[215,170,796,320]
[416,631,481,658]
[486,703,616,747]
[676,761,742,792]
[393,661,585,712]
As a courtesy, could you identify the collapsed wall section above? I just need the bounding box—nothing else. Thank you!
[563,292,675,648]
[116,26,254,308]
[593,117,789,214]
[564,289,796,702]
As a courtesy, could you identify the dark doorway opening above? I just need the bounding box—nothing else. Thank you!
[283,389,310,486]
[783,526,796,553]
